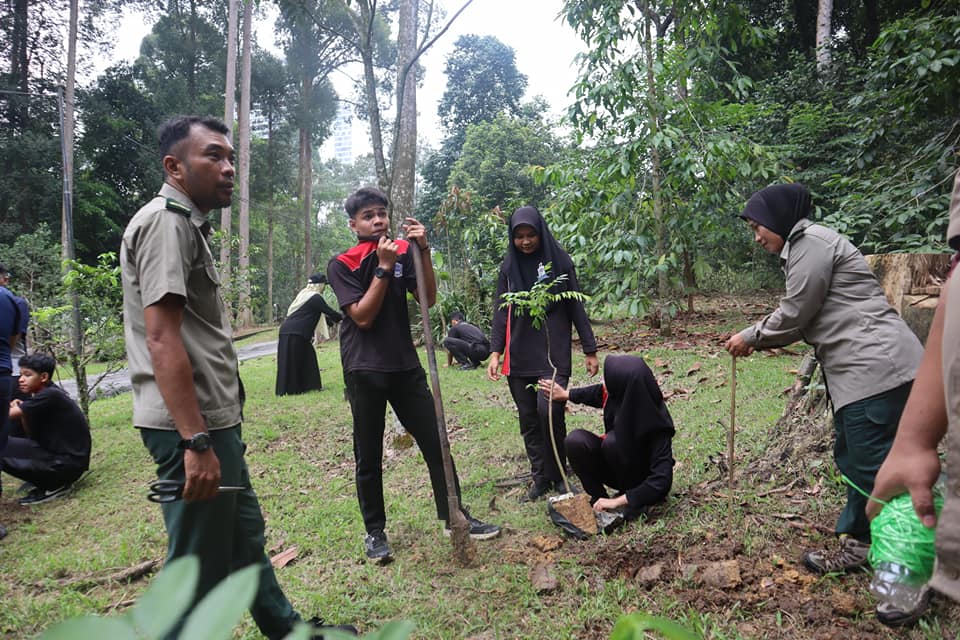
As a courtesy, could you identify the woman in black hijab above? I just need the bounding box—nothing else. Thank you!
[539,355,674,521]
[487,206,599,501]
[724,183,923,579]
[276,273,343,396]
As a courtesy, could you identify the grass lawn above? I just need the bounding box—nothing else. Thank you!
[0,296,956,639]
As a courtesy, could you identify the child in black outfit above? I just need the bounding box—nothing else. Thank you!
[2,352,91,505]
[539,355,675,521]
[487,206,599,501]
[327,186,500,563]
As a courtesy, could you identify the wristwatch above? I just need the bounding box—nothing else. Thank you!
[178,432,212,452]
[374,266,391,279]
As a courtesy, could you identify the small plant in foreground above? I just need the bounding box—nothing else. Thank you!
[37,555,413,640]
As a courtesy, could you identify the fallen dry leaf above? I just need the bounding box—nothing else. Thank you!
[270,546,299,569]
[685,362,702,376]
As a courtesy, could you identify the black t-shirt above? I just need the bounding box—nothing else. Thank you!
[279,294,342,339]
[21,385,91,467]
[327,240,420,373]
[448,321,489,350]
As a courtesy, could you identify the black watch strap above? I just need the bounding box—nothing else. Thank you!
[178,432,212,452]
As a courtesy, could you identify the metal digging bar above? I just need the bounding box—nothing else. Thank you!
[410,245,476,566]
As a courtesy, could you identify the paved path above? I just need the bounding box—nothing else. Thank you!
[58,340,278,402]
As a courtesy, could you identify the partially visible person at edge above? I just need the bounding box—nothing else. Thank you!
[120,115,356,639]
[276,273,342,396]
[0,266,30,399]
[538,355,674,521]
[327,186,500,565]
[442,311,490,370]
[867,169,960,628]
[724,184,923,586]
[487,206,599,502]
[2,352,90,506]
[0,263,22,540]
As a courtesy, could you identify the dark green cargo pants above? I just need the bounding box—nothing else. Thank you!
[832,381,912,542]
[141,426,300,640]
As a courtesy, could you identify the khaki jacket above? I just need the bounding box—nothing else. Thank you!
[931,170,960,602]
[740,219,922,410]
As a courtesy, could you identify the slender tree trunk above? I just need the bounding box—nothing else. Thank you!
[300,120,313,275]
[237,0,253,327]
[220,0,239,287]
[815,0,833,75]
[643,14,670,336]
[62,0,78,263]
[266,113,276,322]
[390,0,418,228]
[187,0,198,110]
[10,0,29,127]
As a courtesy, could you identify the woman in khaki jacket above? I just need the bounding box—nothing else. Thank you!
[725,183,923,604]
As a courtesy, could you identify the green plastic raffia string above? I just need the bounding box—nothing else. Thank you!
[842,474,944,576]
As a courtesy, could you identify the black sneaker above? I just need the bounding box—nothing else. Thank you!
[458,362,478,370]
[306,616,359,638]
[363,529,392,564]
[18,484,72,506]
[524,481,552,502]
[444,510,501,540]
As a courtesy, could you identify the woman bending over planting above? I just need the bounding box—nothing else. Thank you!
[539,355,674,521]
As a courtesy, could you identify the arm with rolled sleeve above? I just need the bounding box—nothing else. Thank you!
[740,235,833,349]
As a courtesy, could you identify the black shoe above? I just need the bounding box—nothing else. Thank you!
[444,509,501,540]
[457,362,478,370]
[18,484,72,506]
[875,587,932,628]
[0,523,7,540]
[306,616,359,638]
[553,479,579,494]
[524,481,552,502]
[363,529,392,564]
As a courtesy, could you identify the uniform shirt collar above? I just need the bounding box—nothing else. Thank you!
[159,183,211,235]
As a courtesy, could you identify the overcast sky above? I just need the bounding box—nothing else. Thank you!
[107,0,587,153]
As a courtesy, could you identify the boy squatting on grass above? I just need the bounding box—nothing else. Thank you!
[1,352,90,506]
[327,186,501,564]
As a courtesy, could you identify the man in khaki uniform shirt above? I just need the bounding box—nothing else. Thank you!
[870,168,960,624]
[121,115,354,639]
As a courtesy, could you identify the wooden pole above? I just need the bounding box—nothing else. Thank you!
[409,246,475,565]
[728,355,737,520]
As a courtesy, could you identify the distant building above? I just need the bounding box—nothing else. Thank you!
[250,110,270,140]
[333,103,352,164]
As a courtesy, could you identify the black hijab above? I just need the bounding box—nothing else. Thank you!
[739,183,812,241]
[602,356,675,450]
[502,206,574,292]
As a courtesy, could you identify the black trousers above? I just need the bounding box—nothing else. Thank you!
[344,368,462,533]
[0,436,85,490]
[507,373,569,486]
[442,337,489,366]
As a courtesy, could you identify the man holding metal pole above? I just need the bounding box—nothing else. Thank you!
[327,186,500,564]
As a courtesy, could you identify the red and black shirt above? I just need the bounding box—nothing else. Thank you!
[327,240,420,373]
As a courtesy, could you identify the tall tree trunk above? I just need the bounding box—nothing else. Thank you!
[188,0,198,110]
[10,0,29,127]
[62,0,78,263]
[266,110,276,323]
[815,0,833,75]
[643,14,670,336]
[390,0,418,228]
[220,0,239,287]
[237,0,253,327]
[300,118,313,276]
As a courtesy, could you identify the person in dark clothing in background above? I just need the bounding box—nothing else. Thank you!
[442,312,490,370]
[487,206,599,501]
[2,353,90,506]
[276,274,342,396]
[0,264,21,539]
[539,355,674,521]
